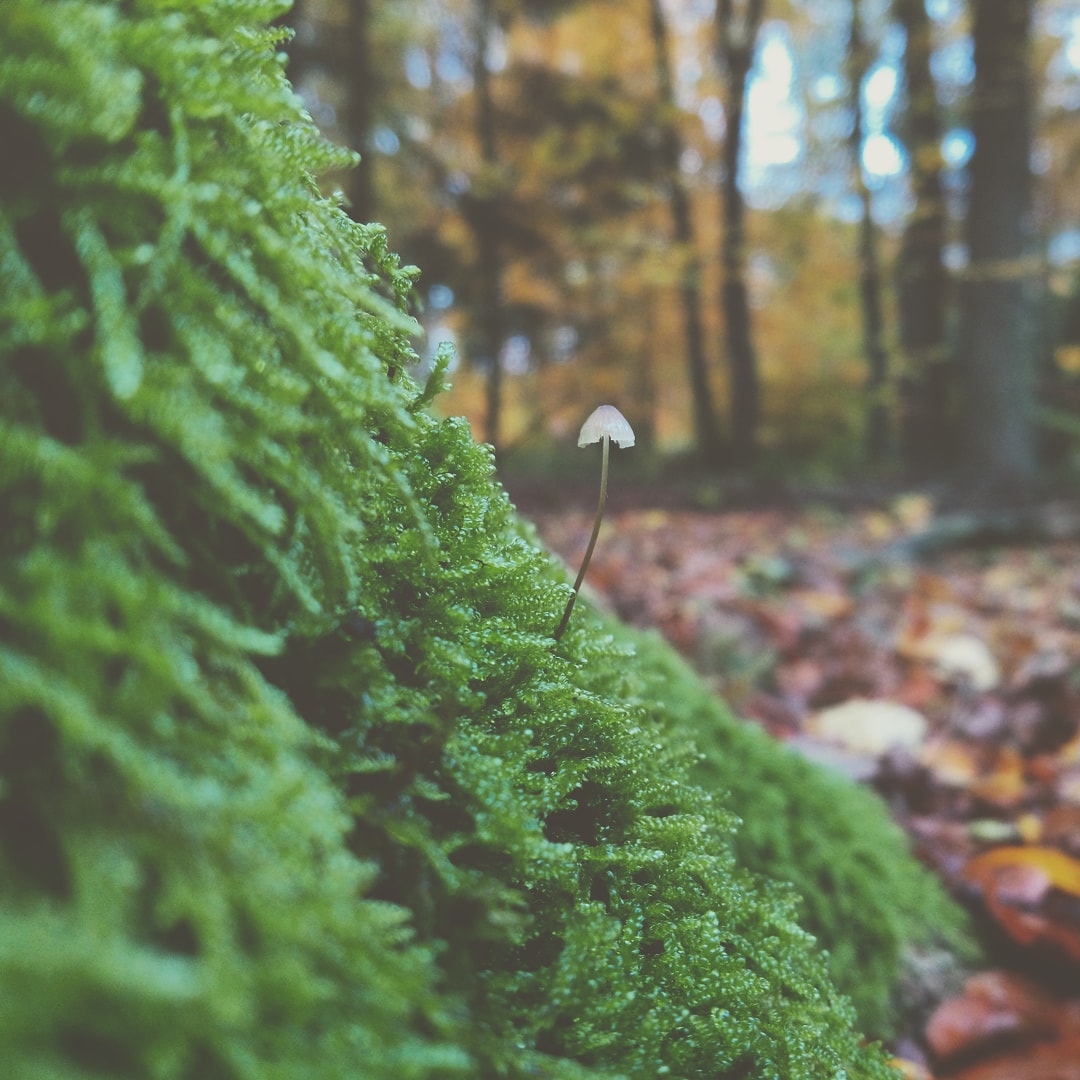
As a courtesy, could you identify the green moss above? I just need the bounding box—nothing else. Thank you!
[602,623,974,1036]
[1,1,923,1077]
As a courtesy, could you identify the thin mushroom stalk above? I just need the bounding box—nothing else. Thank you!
[554,405,635,642]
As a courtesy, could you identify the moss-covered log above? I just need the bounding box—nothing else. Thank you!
[1,2,965,1076]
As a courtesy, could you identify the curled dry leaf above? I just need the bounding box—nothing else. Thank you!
[963,845,1080,961]
[926,970,1061,1065]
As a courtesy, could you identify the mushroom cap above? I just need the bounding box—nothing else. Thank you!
[578,404,636,448]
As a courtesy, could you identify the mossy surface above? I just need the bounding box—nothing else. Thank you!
[607,623,974,1036]
[1,2,916,1077]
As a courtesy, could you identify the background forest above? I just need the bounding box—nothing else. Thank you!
[284,0,1079,499]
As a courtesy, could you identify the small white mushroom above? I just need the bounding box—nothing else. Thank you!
[554,405,636,642]
[578,404,636,448]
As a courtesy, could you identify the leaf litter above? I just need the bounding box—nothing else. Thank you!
[528,496,1080,1078]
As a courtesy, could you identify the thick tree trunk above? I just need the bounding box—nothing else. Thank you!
[716,0,765,468]
[894,0,951,477]
[848,0,890,463]
[958,0,1038,502]
[473,0,506,450]
[649,0,722,464]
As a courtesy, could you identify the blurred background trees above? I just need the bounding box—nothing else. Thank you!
[283,0,1080,501]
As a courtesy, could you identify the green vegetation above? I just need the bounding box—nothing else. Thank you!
[1,1,966,1076]
[611,624,973,1036]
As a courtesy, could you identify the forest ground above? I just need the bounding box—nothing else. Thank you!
[510,473,1080,1080]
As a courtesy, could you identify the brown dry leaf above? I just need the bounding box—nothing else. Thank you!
[963,846,1080,961]
[921,739,982,788]
[969,746,1027,809]
[789,588,854,621]
[926,970,1061,1065]
[943,1035,1080,1080]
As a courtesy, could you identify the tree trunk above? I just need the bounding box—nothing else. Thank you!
[282,0,376,225]
[715,0,765,468]
[473,0,506,451]
[894,0,951,477]
[958,0,1038,502]
[847,0,890,463]
[649,0,722,464]
[343,0,375,224]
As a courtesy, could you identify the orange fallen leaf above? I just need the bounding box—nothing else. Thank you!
[964,846,1080,898]
[921,739,981,788]
[890,1058,932,1080]
[969,746,1027,809]
[926,970,1061,1064]
[963,846,1080,961]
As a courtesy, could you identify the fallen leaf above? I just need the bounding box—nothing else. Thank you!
[921,739,981,788]
[890,1059,933,1080]
[963,846,1080,961]
[809,698,928,757]
[943,1035,1080,1080]
[926,970,1061,1064]
[931,634,1001,692]
[964,846,1080,899]
[969,746,1027,809]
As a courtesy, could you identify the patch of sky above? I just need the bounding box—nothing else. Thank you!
[1066,14,1080,65]
[1049,229,1080,267]
[486,25,508,74]
[436,44,469,85]
[428,284,454,311]
[863,133,904,180]
[744,22,805,182]
[863,64,897,127]
[680,147,703,175]
[405,45,431,90]
[1032,142,1053,176]
[941,127,974,168]
[698,95,725,142]
[551,324,578,363]
[925,0,962,24]
[446,171,470,196]
[373,127,399,155]
[931,38,974,89]
[500,334,531,375]
[423,324,458,369]
[813,73,844,103]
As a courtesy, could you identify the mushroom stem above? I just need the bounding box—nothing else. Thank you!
[554,433,609,642]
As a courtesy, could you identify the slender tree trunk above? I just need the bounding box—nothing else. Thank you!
[894,0,951,477]
[473,0,506,450]
[715,0,765,468]
[282,0,376,225]
[847,0,890,463]
[649,0,721,464]
[958,0,1038,501]
[343,0,375,224]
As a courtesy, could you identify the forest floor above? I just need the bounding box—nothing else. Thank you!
[514,480,1080,1080]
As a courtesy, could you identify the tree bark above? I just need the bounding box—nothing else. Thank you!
[958,0,1038,502]
[894,0,951,477]
[715,0,765,468]
[649,0,722,464]
[343,0,376,224]
[473,0,506,451]
[847,0,890,463]
[281,0,377,225]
